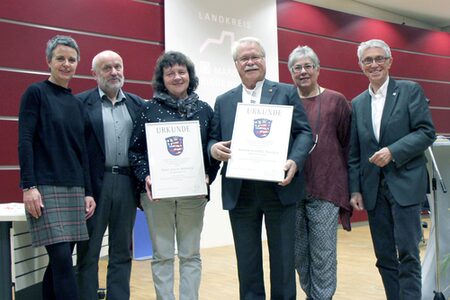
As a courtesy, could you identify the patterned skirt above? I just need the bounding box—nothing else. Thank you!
[26,185,89,247]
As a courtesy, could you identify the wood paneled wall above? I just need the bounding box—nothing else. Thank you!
[276,0,450,221]
[277,1,450,131]
[0,0,164,203]
[1,0,449,224]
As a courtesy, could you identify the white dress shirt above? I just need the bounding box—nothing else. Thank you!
[242,80,264,104]
[369,77,389,142]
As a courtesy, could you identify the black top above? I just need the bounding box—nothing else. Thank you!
[129,92,220,193]
[18,80,91,195]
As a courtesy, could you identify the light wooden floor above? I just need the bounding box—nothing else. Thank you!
[99,221,430,299]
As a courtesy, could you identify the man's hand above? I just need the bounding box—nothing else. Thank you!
[350,192,364,211]
[369,147,392,167]
[211,141,232,161]
[278,159,297,187]
[85,196,96,219]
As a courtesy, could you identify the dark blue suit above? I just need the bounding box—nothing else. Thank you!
[348,78,435,300]
[76,88,144,300]
[209,80,313,299]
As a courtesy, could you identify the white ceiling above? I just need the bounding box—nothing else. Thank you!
[354,0,450,30]
[296,0,450,32]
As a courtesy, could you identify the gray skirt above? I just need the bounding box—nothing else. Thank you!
[26,185,89,247]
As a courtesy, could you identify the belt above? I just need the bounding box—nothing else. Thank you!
[105,166,132,176]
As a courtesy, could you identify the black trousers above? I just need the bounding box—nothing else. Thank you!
[367,177,422,300]
[229,180,296,300]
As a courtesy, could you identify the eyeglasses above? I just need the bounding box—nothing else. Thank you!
[236,55,264,65]
[361,56,389,66]
[291,64,315,74]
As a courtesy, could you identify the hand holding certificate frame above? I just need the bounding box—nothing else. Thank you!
[226,103,293,182]
[145,120,207,199]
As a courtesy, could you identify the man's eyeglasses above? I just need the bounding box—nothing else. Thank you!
[361,56,389,66]
[291,64,315,74]
[237,55,264,65]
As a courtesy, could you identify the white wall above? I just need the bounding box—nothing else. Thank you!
[165,0,278,248]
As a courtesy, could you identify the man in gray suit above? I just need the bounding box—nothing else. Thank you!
[76,50,144,300]
[209,37,313,300]
[348,39,435,300]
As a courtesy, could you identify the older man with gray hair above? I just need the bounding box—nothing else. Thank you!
[76,50,144,300]
[209,37,313,299]
[348,39,435,300]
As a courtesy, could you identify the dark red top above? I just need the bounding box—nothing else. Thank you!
[301,88,352,230]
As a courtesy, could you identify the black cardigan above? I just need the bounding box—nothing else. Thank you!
[128,95,220,194]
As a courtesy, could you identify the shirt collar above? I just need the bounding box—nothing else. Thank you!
[368,76,389,98]
[242,80,265,95]
[98,88,126,103]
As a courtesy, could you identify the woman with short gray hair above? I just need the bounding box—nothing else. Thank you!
[18,35,95,300]
[288,45,352,300]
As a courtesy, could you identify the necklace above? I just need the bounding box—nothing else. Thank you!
[299,86,322,154]
[300,85,321,98]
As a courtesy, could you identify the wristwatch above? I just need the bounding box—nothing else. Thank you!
[23,186,37,192]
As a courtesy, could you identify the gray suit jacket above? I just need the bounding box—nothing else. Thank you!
[208,79,313,210]
[348,78,435,210]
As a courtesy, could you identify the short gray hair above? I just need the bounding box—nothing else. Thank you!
[45,35,80,63]
[357,39,391,62]
[91,50,121,71]
[231,37,266,61]
[287,45,320,71]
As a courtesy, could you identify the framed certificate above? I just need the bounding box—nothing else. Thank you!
[145,120,207,199]
[226,103,293,182]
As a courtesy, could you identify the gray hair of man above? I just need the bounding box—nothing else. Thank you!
[357,39,392,62]
[231,37,266,61]
[45,35,80,63]
[91,50,122,71]
[287,45,320,71]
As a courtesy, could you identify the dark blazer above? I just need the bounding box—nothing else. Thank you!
[348,78,435,210]
[208,79,313,210]
[77,88,144,203]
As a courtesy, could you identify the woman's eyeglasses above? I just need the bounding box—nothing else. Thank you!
[291,63,315,74]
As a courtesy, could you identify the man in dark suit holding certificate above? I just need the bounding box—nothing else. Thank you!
[209,37,313,300]
[348,39,435,300]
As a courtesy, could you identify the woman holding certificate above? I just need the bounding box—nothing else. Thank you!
[129,51,219,300]
[287,45,352,300]
[18,35,95,300]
